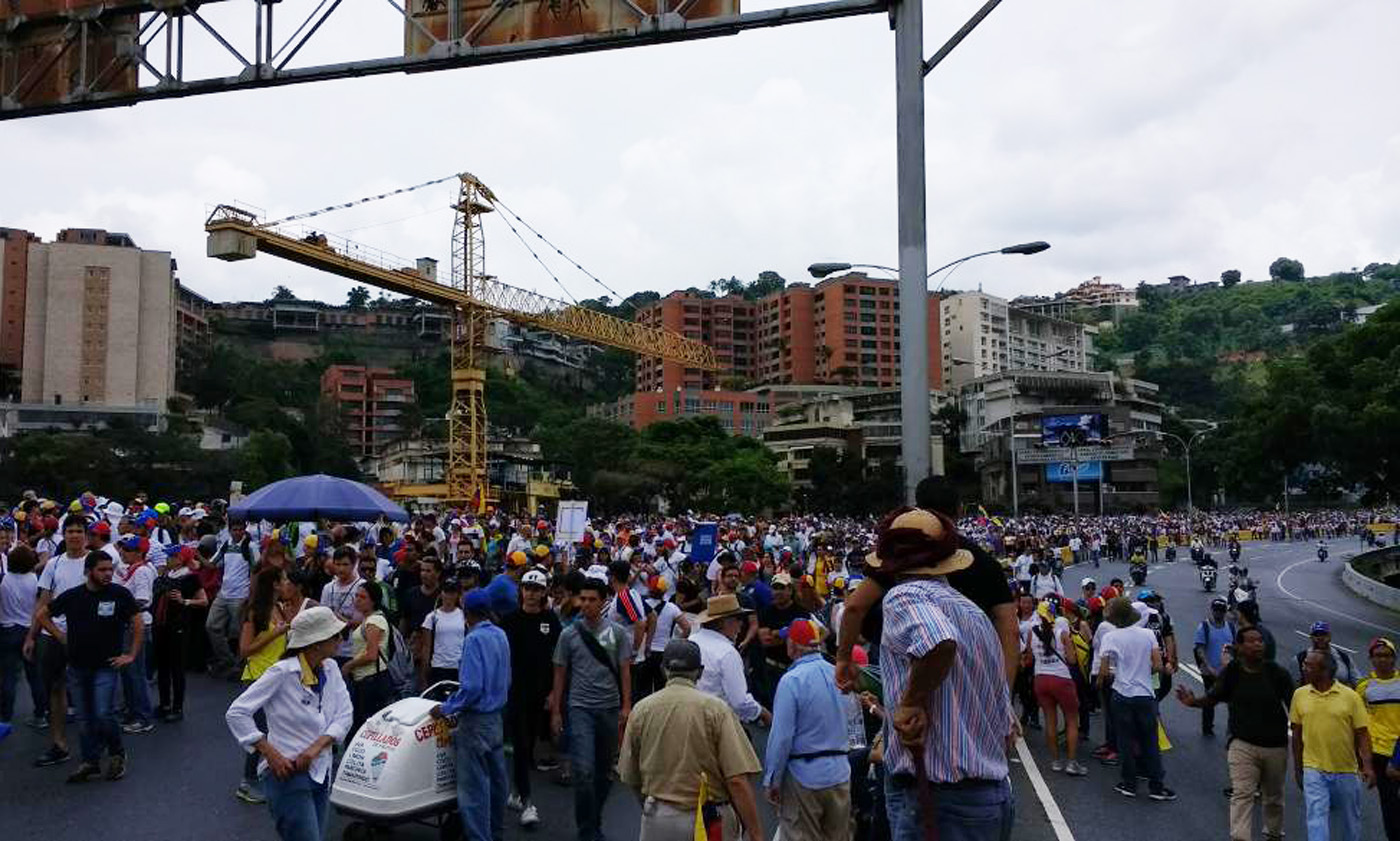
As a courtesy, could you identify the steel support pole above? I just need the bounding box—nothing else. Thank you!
[1072,447,1080,516]
[1185,446,1193,520]
[894,0,930,504]
[1009,415,1019,518]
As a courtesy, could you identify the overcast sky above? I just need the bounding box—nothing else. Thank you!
[3,0,1397,308]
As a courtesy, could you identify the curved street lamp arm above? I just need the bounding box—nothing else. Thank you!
[929,250,1000,290]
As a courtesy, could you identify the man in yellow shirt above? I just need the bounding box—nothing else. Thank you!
[1290,649,1375,841]
[1358,637,1400,840]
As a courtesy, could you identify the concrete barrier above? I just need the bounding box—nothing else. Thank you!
[1342,546,1400,611]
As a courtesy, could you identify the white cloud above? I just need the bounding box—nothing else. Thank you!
[0,0,1395,311]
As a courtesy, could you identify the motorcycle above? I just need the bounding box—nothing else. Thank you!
[1317,544,1329,563]
[1129,560,1148,586]
[1164,545,1177,563]
[1200,564,1217,592]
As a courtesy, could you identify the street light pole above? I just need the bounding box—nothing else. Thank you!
[893,0,929,504]
[1156,421,1217,518]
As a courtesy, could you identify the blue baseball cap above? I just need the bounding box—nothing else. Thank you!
[464,589,493,613]
[1310,621,1330,635]
[1136,588,1158,601]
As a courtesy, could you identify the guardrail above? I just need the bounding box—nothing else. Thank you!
[1342,545,1400,611]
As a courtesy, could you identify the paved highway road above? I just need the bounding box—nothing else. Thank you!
[1013,538,1399,841]
[1,538,1392,841]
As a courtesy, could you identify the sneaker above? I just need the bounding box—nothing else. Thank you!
[1100,750,1120,766]
[162,710,184,723]
[1148,786,1177,802]
[535,757,560,772]
[153,706,171,719]
[1050,759,1065,772]
[235,781,266,804]
[1064,760,1088,776]
[28,714,49,730]
[520,804,540,828]
[66,761,102,783]
[1091,745,1111,758]
[506,793,524,812]
[104,754,126,781]
[34,746,71,767]
[122,720,155,735]
[1113,782,1137,798]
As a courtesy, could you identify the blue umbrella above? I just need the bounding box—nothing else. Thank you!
[228,474,409,523]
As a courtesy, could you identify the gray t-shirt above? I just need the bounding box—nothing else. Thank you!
[553,617,632,709]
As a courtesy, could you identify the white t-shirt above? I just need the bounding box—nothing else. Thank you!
[1097,626,1158,698]
[1013,555,1033,583]
[646,598,684,653]
[1030,573,1063,600]
[320,576,363,657]
[37,553,87,634]
[1027,617,1073,680]
[0,570,38,628]
[116,560,157,626]
[423,607,466,670]
[216,538,260,601]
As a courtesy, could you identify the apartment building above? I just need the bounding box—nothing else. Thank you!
[175,282,213,377]
[0,228,40,377]
[756,274,942,391]
[321,365,417,460]
[634,291,756,392]
[940,291,1092,390]
[19,228,176,412]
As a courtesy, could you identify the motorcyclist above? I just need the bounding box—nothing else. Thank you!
[1316,540,1329,562]
[1227,539,1241,564]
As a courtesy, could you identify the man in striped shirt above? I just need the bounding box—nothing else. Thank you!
[869,508,1014,841]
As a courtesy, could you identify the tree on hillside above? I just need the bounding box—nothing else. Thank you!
[346,286,371,309]
[1269,257,1305,282]
[1220,269,1242,288]
[270,285,297,301]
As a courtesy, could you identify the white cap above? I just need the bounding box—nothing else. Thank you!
[1080,577,1096,588]
[105,501,125,520]
[521,569,548,588]
[584,564,609,583]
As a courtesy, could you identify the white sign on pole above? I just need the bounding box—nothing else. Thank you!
[556,501,589,544]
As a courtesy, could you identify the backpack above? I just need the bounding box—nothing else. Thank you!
[377,617,414,701]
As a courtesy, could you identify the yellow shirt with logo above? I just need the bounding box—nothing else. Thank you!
[1357,672,1400,758]
[1290,682,1370,773]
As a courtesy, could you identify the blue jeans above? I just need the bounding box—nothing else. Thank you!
[120,626,152,725]
[455,711,507,841]
[1302,769,1362,841]
[1110,693,1163,789]
[884,774,1013,841]
[263,771,331,841]
[67,666,123,763]
[568,706,619,841]
[0,624,44,722]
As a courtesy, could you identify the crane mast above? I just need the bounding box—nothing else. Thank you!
[448,174,491,507]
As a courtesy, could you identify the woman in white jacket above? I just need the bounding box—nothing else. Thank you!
[226,606,353,841]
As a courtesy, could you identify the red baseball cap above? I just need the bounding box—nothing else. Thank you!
[740,561,759,575]
[91,521,111,537]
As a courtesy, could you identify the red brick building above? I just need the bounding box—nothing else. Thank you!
[634,291,756,392]
[321,365,417,459]
[0,228,39,375]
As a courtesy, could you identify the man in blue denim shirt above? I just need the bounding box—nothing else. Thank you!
[763,618,851,841]
[431,588,511,841]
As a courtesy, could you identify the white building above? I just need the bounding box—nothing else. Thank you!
[939,291,1093,390]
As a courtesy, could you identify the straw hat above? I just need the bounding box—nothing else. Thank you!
[695,594,752,624]
[864,508,973,577]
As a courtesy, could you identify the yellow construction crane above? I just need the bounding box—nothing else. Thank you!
[205,173,719,506]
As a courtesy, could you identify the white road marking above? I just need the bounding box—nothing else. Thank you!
[1014,736,1077,841]
[1292,629,1357,654]
[1178,662,1203,684]
[1274,559,1400,635]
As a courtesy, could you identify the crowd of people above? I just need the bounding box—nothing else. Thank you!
[0,484,1398,841]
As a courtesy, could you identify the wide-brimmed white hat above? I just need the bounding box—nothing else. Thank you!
[286,606,346,649]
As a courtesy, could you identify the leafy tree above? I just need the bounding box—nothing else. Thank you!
[346,286,371,309]
[269,285,297,301]
[240,429,295,490]
[1220,269,1242,288]
[1269,257,1305,282]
